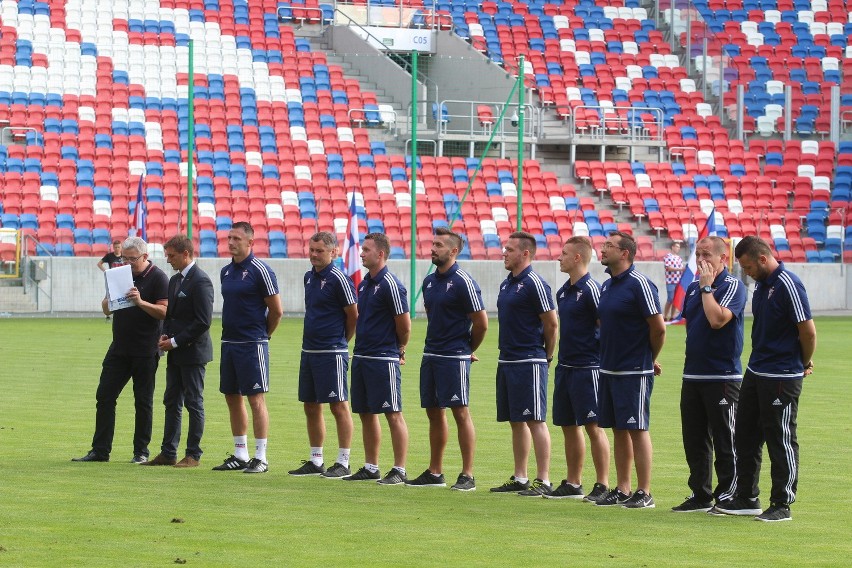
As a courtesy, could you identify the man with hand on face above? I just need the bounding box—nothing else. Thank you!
[406,227,487,491]
[289,232,358,479]
[672,236,745,512]
[73,237,168,464]
[213,222,283,474]
[143,235,214,468]
[343,233,411,485]
[491,231,557,497]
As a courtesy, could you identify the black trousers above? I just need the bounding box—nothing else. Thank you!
[734,371,802,505]
[680,381,740,503]
[160,363,206,460]
[92,352,158,458]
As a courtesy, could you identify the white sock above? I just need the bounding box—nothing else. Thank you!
[310,447,323,467]
[429,471,443,478]
[234,436,249,461]
[255,438,267,462]
[364,463,379,474]
[541,479,550,486]
[515,476,529,484]
[394,466,406,475]
[337,448,350,468]
[568,482,581,489]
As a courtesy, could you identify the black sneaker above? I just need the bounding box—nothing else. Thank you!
[405,469,446,487]
[519,478,553,496]
[622,489,655,509]
[490,476,530,493]
[584,482,609,503]
[321,462,351,478]
[377,467,407,485]
[288,460,325,476]
[672,496,712,513]
[130,455,148,464]
[71,450,109,462]
[755,503,791,522]
[714,496,762,516]
[595,488,632,506]
[211,454,248,471]
[451,473,476,492]
[342,466,381,481]
[243,458,268,473]
[543,480,585,499]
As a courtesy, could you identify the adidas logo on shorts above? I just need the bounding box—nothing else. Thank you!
[587,411,597,418]
[451,394,460,402]
[252,383,261,390]
[329,391,337,398]
[718,398,728,405]
[382,401,391,408]
[522,408,531,416]
[772,398,783,406]
[627,416,637,424]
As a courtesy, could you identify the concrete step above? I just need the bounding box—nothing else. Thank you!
[0,282,39,314]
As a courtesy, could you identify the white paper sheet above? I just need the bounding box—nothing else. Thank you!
[105,265,134,312]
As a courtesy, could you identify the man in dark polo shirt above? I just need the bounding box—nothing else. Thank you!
[343,233,411,485]
[288,232,358,479]
[212,222,283,474]
[544,236,611,502]
[490,231,557,497]
[673,236,745,513]
[715,236,816,522]
[73,237,169,463]
[596,231,665,509]
[406,227,487,491]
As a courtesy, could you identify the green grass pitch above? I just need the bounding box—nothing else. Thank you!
[0,317,848,566]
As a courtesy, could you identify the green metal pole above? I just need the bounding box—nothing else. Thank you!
[187,40,195,239]
[516,55,524,232]
[409,51,418,315]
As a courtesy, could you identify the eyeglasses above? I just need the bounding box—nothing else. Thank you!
[120,255,143,263]
[602,242,624,250]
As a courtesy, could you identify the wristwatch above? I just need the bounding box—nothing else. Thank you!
[700,285,713,294]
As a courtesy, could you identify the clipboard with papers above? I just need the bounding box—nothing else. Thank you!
[104,265,135,311]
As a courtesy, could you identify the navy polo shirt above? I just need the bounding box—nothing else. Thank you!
[496,265,555,361]
[303,263,356,352]
[556,272,601,367]
[682,268,746,381]
[423,262,485,356]
[747,262,812,380]
[220,253,279,342]
[354,266,409,357]
[598,264,661,375]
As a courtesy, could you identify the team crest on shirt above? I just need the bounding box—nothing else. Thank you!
[373,283,381,294]
[446,281,454,292]
[767,286,775,299]
[242,270,249,280]
[320,279,327,289]
[516,283,524,292]
[576,290,583,301]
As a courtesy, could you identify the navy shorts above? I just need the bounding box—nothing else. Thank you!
[350,356,402,414]
[553,365,600,427]
[496,361,548,423]
[299,351,349,404]
[597,373,653,430]
[220,342,270,396]
[420,355,471,408]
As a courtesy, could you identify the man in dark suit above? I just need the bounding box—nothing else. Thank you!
[144,235,214,468]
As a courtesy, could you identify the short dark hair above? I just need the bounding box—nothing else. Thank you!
[509,230,537,256]
[434,226,463,251]
[700,235,728,256]
[564,236,592,264]
[734,235,772,260]
[232,221,254,238]
[364,232,390,257]
[164,234,194,257]
[310,231,338,248]
[609,230,636,261]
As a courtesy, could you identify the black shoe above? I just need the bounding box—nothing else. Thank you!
[490,476,530,493]
[672,496,713,513]
[451,473,476,492]
[405,469,446,487]
[714,496,762,516]
[595,488,631,506]
[377,467,407,485]
[211,454,248,471]
[342,466,381,481]
[321,462,351,479]
[519,478,553,497]
[243,457,268,473]
[72,450,109,462]
[622,489,655,509]
[755,503,791,522]
[130,455,148,464]
[544,480,585,500]
[288,460,325,476]
[584,482,609,503]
